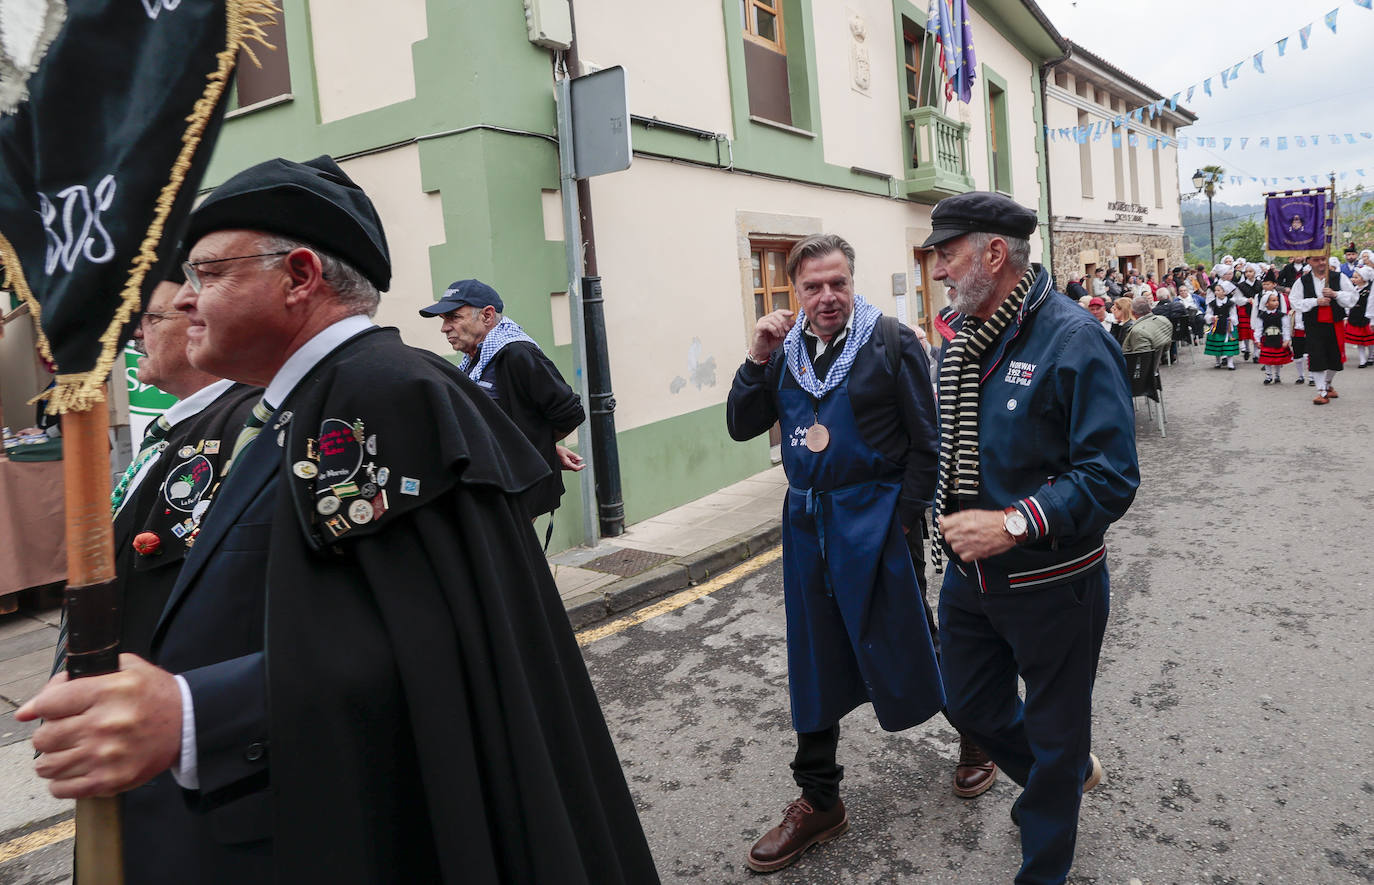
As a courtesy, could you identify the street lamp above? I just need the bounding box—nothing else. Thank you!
[1192,169,1215,267]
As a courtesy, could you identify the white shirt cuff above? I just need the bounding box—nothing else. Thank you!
[170,674,199,790]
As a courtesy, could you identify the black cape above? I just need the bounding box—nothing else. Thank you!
[265,328,658,883]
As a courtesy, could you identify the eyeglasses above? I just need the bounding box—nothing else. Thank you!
[181,251,292,294]
[139,310,184,329]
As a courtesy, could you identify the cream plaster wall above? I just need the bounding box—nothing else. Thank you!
[585,159,1043,433]
[309,0,428,124]
[812,0,905,176]
[337,145,446,351]
[570,0,735,136]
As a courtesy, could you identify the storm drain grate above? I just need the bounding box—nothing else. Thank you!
[582,547,675,577]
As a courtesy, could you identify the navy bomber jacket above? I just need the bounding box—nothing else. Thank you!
[937,266,1140,591]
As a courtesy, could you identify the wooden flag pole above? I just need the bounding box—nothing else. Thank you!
[60,401,124,885]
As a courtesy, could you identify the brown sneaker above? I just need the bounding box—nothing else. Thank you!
[953,737,998,798]
[1326,387,1339,398]
[746,797,849,873]
[1314,394,1330,405]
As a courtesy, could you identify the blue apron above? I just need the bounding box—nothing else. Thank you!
[778,365,944,733]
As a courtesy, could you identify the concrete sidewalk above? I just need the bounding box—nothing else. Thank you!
[550,464,785,627]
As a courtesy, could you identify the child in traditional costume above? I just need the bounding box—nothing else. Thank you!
[1204,281,1242,370]
[1252,290,1292,385]
[1347,265,1374,368]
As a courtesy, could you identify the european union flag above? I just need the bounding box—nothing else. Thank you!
[927,0,977,103]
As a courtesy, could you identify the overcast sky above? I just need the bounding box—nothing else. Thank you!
[1035,0,1374,211]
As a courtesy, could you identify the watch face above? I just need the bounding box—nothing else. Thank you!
[1005,511,1028,536]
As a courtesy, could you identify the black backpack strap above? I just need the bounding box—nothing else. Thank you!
[880,315,903,376]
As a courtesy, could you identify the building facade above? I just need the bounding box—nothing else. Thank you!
[187,0,1066,551]
[1043,42,1196,286]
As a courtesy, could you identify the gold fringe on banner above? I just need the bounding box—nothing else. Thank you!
[3,0,282,415]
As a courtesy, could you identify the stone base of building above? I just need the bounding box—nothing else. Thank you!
[1050,223,1186,288]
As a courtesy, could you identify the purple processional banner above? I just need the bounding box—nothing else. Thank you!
[1265,192,1328,253]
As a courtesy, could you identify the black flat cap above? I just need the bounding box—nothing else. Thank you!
[186,155,391,291]
[921,191,1039,248]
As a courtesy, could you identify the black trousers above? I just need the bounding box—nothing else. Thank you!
[789,519,942,810]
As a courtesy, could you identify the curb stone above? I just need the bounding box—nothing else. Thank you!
[565,519,782,630]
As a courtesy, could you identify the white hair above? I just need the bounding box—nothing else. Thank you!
[256,233,380,317]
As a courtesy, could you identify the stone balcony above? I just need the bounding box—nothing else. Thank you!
[903,106,975,203]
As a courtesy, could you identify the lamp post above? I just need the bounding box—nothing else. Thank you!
[1192,169,1215,266]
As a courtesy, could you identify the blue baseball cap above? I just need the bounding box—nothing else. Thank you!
[418,279,504,316]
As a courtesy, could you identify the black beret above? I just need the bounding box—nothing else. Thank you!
[186,155,391,291]
[921,191,1039,248]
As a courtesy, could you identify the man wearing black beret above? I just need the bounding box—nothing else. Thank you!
[20,156,659,884]
[925,191,1139,884]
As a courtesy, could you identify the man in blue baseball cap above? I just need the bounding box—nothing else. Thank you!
[421,278,585,519]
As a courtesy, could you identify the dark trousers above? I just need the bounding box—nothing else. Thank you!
[788,520,941,809]
[939,565,1110,885]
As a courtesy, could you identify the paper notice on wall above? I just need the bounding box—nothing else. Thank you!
[894,294,909,325]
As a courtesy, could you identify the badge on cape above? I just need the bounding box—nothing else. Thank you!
[347,499,374,525]
[316,495,341,516]
[318,417,364,485]
[163,455,214,512]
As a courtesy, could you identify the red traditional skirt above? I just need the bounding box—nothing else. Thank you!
[1346,320,1374,346]
[1237,304,1254,340]
[1257,342,1292,365]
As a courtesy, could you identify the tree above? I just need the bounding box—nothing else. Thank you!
[1218,219,1265,260]
[1200,165,1225,200]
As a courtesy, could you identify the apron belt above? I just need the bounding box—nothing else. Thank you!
[792,476,900,597]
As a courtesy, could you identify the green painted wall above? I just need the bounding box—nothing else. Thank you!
[203,0,777,553]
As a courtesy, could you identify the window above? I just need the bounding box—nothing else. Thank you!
[234,7,291,108]
[1128,139,1140,203]
[750,240,796,320]
[1077,110,1093,198]
[902,22,941,109]
[1112,127,1125,201]
[984,69,1010,193]
[740,0,791,124]
[1152,144,1163,208]
[741,0,784,50]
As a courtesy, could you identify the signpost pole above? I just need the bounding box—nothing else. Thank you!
[556,74,599,549]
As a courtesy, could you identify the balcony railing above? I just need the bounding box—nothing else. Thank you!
[903,105,975,202]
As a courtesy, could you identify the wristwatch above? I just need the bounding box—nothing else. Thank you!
[1003,507,1029,544]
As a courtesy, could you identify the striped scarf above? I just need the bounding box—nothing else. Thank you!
[932,267,1036,570]
[459,317,537,383]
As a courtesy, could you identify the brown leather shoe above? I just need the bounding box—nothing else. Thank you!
[746,797,849,873]
[953,737,998,798]
[1314,394,1329,405]
[1326,387,1339,398]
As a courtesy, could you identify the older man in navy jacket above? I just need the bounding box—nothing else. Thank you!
[927,192,1139,885]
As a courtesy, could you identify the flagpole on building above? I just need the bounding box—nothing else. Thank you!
[60,401,124,885]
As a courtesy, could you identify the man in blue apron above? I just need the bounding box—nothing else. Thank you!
[727,233,961,873]
[925,192,1139,885]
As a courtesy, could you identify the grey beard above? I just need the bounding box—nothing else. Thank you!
[949,268,997,316]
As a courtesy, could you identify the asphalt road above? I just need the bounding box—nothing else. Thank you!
[4,346,1373,883]
[584,349,1374,884]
